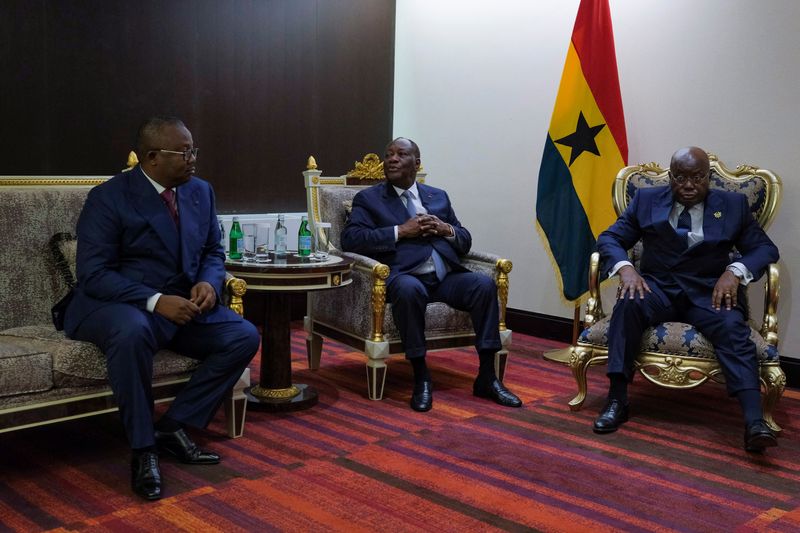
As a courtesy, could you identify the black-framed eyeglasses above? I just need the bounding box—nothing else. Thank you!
[154,147,199,161]
[669,170,709,185]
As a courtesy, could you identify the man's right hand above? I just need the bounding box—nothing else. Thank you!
[617,265,651,300]
[398,215,425,239]
[154,295,201,325]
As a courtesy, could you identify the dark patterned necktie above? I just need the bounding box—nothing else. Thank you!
[676,206,691,246]
[161,189,179,227]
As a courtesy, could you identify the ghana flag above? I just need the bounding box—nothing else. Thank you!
[536,0,628,301]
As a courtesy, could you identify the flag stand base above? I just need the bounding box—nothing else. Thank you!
[542,347,572,364]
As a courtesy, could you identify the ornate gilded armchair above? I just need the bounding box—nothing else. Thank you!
[303,154,513,400]
[568,155,784,431]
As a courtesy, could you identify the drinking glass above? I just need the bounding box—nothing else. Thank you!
[313,222,331,261]
[242,224,257,261]
[255,223,271,263]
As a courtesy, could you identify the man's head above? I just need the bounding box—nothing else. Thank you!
[383,137,420,189]
[135,116,197,188]
[669,146,710,207]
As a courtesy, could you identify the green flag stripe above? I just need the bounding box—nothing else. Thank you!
[536,135,596,300]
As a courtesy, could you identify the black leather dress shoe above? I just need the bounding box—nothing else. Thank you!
[593,399,629,434]
[744,419,778,453]
[131,451,162,501]
[410,381,433,412]
[473,378,523,407]
[155,428,221,464]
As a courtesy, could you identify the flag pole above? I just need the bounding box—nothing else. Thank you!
[542,302,581,364]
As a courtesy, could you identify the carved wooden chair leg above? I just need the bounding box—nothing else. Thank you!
[495,350,508,382]
[568,346,594,411]
[366,359,388,400]
[224,368,250,438]
[760,362,785,433]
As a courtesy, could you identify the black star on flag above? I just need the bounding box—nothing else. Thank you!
[554,111,606,166]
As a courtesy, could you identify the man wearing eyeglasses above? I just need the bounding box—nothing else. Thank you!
[60,116,259,500]
[592,146,779,453]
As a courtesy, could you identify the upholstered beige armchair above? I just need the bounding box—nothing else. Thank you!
[567,155,785,432]
[303,154,513,400]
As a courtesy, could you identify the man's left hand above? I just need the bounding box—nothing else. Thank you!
[418,215,453,238]
[712,270,740,311]
[190,281,217,313]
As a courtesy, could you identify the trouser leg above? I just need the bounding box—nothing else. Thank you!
[166,312,260,428]
[387,274,430,359]
[73,304,170,449]
[684,304,760,395]
[431,271,502,354]
[606,283,676,380]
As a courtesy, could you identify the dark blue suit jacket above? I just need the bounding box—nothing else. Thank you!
[341,181,471,284]
[64,166,237,337]
[597,186,779,305]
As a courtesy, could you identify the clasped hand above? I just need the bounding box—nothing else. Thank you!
[154,281,217,325]
[398,214,453,239]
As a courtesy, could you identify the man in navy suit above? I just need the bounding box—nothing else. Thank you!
[62,117,259,499]
[341,137,521,412]
[594,146,779,452]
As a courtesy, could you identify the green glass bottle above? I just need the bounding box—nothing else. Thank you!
[229,216,243,260]
[298,215,312,257]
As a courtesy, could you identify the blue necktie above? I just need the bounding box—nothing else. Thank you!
[403,190,447,281]
[676,206,691,246]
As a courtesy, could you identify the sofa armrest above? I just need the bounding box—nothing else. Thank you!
[223,272,248,316]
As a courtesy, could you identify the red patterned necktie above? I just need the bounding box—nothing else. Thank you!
[161,189,179,227]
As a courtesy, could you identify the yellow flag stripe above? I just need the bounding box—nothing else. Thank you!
[548,42,624,238]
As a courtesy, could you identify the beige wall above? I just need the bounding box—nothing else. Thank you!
[394,0,800,357]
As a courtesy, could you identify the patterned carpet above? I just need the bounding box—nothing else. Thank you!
[1,327,799,532]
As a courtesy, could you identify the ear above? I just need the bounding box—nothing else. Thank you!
[145,150,158,166]
[415,158,421,170]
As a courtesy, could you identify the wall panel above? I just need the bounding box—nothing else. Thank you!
[1,0,395,212]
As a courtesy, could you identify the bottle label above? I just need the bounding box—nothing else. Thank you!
[298,235,312,255]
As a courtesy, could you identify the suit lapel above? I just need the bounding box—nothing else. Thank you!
[417,183,435,212]
[701,190,725,244]
[650,187,684,250]
[177,182,202,268]
[383,181,412,224]
[127,167,180,262]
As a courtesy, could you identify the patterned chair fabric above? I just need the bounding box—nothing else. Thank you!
[567,155,785,432]
[0,175,249,438]
[303,155,513,400]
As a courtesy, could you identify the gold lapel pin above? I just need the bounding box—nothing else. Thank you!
[714,211,722,218]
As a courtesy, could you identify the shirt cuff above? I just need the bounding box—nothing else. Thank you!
[444,224,456,241]
[146,293,162,313]
[609,260,633,278]
[394,225,399,242]
[727,263,753,286]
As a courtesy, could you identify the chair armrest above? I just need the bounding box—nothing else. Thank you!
[584,252,604,327]
[341,252,391,342]
[760,263,779,347]
[461,250,512,332]
[223,272,247,316]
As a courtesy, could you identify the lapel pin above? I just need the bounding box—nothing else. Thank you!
[714,211,722,218]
